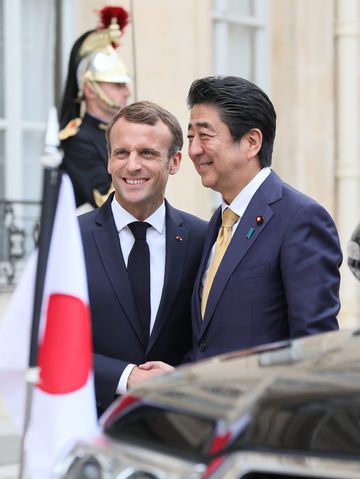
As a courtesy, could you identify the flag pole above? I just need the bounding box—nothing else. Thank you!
[18,107,63,479]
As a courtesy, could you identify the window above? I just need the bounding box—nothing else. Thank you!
[212,0,269,89]
[0,0,57,285]
[1,0,57,201]
[211,0,269,207]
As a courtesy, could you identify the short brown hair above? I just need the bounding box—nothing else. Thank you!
[106,100,183,158]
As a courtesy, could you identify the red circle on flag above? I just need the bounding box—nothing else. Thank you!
[38,293,92,394]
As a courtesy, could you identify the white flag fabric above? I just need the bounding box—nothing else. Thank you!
[0,174,97,478]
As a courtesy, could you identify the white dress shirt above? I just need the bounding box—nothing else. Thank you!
[201,167,271,296]
[111,197,166,393]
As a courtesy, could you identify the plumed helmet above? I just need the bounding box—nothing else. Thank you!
[60,6,130,128]
[348,222,360,280]
[76,7,131,90]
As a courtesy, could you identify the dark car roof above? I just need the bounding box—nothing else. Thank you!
[102,329,360,462]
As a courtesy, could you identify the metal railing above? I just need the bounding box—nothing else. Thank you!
[0,200,41,287]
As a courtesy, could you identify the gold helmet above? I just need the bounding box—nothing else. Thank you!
[76,7,131,94]
[60,6,130,128]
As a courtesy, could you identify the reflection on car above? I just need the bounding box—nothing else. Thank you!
[348,222,360,280]
[55,328,360,479]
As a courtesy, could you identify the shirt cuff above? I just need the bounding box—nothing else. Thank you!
[116,364,136,395]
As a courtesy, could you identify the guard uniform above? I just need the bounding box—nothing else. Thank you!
[58,6,130,209]
[60,114,111,208]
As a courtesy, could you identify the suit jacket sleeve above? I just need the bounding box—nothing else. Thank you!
[93,353,129,410]
[280,200,342,336]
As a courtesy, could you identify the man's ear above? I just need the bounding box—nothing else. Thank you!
[169,151,182,175]
[247,128,262,158]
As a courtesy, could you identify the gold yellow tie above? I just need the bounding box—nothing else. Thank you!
[201,208,240,319]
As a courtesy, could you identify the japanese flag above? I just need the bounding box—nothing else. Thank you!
[0,174,97,478]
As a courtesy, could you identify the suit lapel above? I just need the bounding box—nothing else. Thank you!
[147,202,189,353]
[201,171,283,328]
[92,196,148,346]
[192,209,221,337]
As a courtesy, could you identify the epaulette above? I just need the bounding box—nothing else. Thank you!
[98,122,107,131]
[59,118,82,140]
[93,184,115,207]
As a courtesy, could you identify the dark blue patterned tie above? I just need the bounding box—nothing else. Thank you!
[127,222,151,340]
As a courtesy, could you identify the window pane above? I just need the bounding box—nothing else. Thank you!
[0,130,5,261]
[213,0,254,16]
[228,24,255,79]
[0,130,4,198]
[22,131,43,201]
[22,0,55,121]
[227,0,254,16]
[0,0,4,117]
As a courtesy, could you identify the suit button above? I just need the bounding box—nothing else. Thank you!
[198,341,207,352]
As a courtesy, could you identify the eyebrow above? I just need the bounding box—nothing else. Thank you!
[187,121,215,131]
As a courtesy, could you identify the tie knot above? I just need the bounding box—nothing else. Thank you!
[128,221,150,240]
[222,208,239,228]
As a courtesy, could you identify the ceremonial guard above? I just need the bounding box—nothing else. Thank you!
[59,6,131,211]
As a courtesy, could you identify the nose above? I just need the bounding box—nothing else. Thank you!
[188,135,204,160]
[120,84,131,101]
[124,85,131,98]
[126,152,142,171]
[117,84,131,108]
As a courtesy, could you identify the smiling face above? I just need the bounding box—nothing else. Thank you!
[108,118,181,220]
[187,104,262,204]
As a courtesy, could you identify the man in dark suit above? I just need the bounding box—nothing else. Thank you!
[185,75,342,361]
[79,101,207,413]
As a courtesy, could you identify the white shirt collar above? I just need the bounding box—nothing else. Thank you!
[111,197,166,234]
[222,167,271,217]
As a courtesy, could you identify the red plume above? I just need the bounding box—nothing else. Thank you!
[97,6,129,31]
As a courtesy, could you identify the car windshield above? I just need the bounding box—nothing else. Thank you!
[104,404,216,459]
